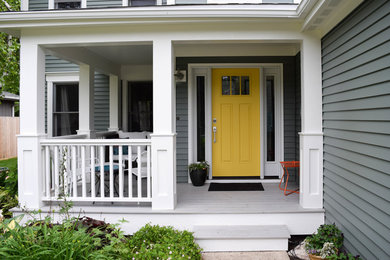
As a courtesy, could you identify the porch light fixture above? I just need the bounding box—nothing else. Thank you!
[175,70,186,82]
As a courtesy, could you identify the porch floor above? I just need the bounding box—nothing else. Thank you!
[175,183,320,214]
[59,183,322,214]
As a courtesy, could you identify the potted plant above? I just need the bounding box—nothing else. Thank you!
[305,224,343,259]
[188,161,209,186]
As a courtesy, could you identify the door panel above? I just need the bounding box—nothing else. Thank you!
[212,68,260,177]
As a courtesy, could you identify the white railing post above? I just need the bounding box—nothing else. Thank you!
[78,64,95,138]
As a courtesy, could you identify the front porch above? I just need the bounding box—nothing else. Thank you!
[17,19,325,243]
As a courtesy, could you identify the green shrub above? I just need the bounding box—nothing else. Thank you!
[0,216,130,260]
[305,224,344,254]
[0,166,18,218]
[126,224,202,259]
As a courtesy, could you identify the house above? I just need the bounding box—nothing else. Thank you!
[0,0,388,258]
[0,91,19,117]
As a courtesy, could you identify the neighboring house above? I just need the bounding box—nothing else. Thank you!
[0,0,388,258]
[0,91,19,117]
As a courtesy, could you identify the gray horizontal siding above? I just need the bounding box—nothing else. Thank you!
[176,83,188,183]
[46,55,79,72]
[177,56,300,182]
[29,0,48,10]
[87,0,122,8]
[94,72,109,132]
[322,1,390,259]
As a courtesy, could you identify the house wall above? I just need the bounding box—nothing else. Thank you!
[176,56,300,183]
[45,55,110,133]
[321,0,390,259]
[0,101,14,117]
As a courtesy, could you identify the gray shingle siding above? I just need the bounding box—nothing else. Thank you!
[46,55,79,72]
[322,1,390,259]
[87,0,122,8]
[176,56,300,183]
[94,72,110,132]
[29,0,48,10]
[176,82,188,183]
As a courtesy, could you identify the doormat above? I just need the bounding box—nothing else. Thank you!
[208,182,264,191]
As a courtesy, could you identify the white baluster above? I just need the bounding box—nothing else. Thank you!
[90,146,95,198]
[137,146,142,198]
[72,146,77,197]
[119,146,123,198]
[128,145,132,198]
[81,145,86,198]
[54,146,59,198]
[100,146,104,197]
[147,145,151,199]
[45,146,50,198]
[109,145,114,198]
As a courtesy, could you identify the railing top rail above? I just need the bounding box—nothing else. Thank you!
[51,134,88,140]
[40,139,152,145]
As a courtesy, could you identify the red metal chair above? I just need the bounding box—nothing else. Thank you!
[279,161,300,196]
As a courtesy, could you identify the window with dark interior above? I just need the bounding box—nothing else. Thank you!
[130,0,156,6]
[56,0,81,9]
[197,76,206,161]
[53,83,79,137]
[128,82,153,132]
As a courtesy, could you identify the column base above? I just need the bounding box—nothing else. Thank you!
[151,133,177,210]
[299,132,323,209]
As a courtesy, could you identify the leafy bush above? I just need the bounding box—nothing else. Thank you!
[126,224,202,259]
[0,217,104,260]
[0,166,18,218]
[188,161,209,171]
[305,224,344,254]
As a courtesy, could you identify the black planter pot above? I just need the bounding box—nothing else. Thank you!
[189,169,208,186]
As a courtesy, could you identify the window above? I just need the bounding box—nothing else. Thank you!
[53,83,79,137]
[128,82,153,132]
[221,75,250,96]
[130,0,156,6]
[266,76,275,162]
[196,76,205,161]
[55,0,81,9]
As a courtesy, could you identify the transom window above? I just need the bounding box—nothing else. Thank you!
[221,76,250,96]
[129,0,156,6]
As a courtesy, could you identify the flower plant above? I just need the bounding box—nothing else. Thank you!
[188,161,209,171]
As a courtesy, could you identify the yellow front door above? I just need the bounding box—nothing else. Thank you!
[212,68,260,177]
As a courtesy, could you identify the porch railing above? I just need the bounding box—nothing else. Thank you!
[40,138,152,204]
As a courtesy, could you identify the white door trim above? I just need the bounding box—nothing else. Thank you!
[46,72,80,137]
[188,63,284,182]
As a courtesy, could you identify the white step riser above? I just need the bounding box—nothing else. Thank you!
[197,238,288,252]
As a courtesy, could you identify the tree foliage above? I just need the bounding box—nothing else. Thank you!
[0,0,20,95]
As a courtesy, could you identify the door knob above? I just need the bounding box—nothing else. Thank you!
[213,126,217,143]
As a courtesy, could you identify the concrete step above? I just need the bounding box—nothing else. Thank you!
[193,225,290,252]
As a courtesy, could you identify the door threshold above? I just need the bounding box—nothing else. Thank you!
[206,179,280,184]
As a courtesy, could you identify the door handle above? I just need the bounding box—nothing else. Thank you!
[213,126,217,143]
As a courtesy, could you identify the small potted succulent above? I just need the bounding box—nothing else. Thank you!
[188,161,209,186]
[305,224,343,259]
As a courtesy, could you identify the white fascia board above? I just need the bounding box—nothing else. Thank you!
[0,5,300,30]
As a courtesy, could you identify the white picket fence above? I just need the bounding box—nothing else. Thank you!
[40,138,152,203]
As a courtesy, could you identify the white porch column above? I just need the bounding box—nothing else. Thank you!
[17,40,46,209]
[109,74,119,131]
[77,64,95,137]
[299,35,324,209]
[151,39,177,210]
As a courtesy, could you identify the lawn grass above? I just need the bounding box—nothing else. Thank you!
[0,158,17,170]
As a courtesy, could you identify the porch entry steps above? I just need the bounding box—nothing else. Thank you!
[193,225,290,252]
